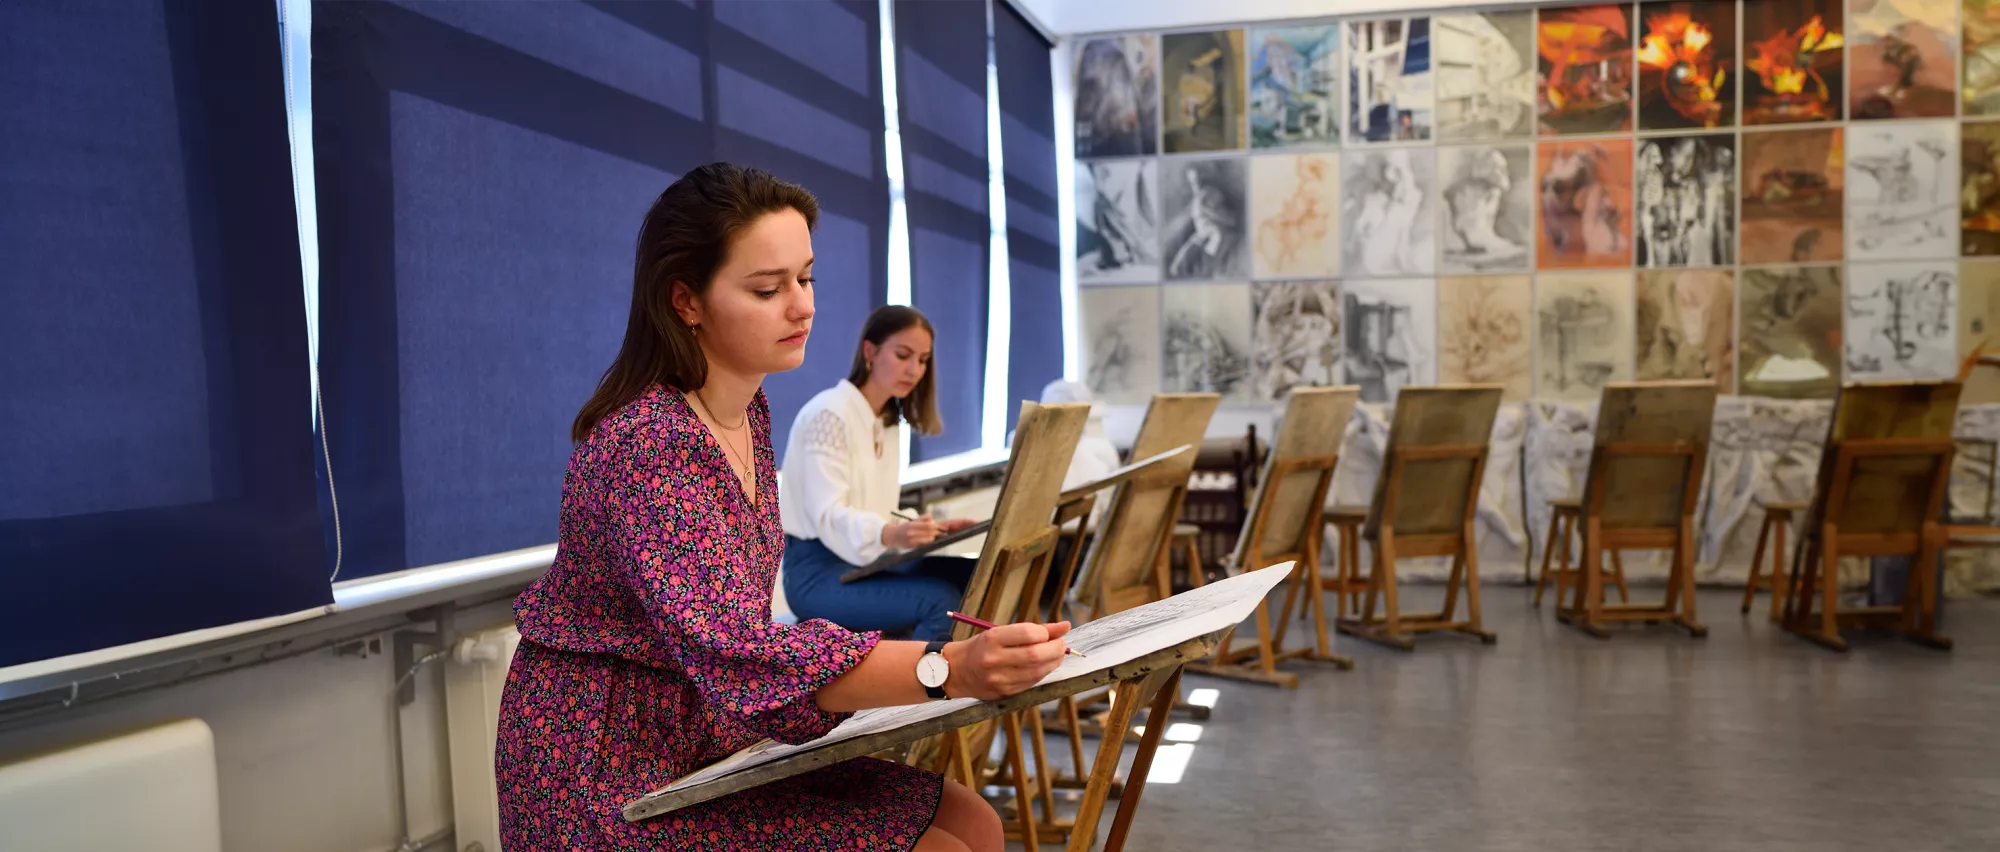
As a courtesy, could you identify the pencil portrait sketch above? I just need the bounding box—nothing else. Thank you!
[1080,285,1162,404]
[1341,147,1436,277]
[1075,160,1159,284]
[1161,158,1250,281]
[1252,280,1342,402]
[1439,144,1532,273]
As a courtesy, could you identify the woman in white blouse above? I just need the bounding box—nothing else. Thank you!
[780,306,977,640]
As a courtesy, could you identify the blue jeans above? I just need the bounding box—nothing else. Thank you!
[782,536,974,641]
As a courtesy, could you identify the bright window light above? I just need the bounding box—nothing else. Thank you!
[1147,743,1196,784]
[1185,688,1220,708]
[1164,722,1203,742]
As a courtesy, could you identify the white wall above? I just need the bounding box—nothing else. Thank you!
[0,600,515,852]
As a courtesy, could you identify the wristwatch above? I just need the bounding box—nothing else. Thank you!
[916,639,950,700]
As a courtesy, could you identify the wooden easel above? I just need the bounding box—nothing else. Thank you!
[1337,385,1504,650]
[1190,386,1360,687]
[1782,382,1960,652]
[1553,381,1717,638]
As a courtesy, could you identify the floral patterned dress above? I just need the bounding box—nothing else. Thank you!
[497,384,943,849]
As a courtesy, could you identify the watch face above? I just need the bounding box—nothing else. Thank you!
[917,653,949,689]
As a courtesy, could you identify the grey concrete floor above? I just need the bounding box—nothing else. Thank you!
[1008,587,2000,852]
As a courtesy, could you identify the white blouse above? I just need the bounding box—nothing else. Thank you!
[780,380,900,566]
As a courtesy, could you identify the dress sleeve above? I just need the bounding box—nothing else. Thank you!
[605,422,881,745]
[790,408,890,566]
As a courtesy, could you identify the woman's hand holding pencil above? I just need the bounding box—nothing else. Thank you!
[937,617,1075,700]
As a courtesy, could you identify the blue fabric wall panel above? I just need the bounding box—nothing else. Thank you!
[317,0,889,576]
[995,1,1062,425]
[895,0,991,461]
[0,0,330,666]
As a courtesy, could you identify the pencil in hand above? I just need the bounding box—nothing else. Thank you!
[947,611,1087,657]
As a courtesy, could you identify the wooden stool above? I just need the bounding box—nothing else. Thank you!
[1740,500,1805,620]
[1322,505,1368,618]
[1533,498,1629,608]
[1173,522,1206,588]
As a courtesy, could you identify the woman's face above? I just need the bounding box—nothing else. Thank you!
[678,209,816,377]
[864,326,933,400]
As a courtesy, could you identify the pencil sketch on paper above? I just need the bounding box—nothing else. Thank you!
[1740,128,1843,265]
[1537,138,1633,269]
[1162,30,1247,154]
[1161,158,1249,281]
[1846,121,1957,260]
[1636,269,1735,389]
[1738,265,1843,399]
[1439,144,1532,273]
[1075,160,1158,284]
[1635,134,1736,267]
[1536,4,1635,135]
[1849,0,1955,120]
[1250,153,1339,279]
[1433,11,1535,140]
[1341,148,1436,277]
[1347,17,1434,143]
[1073,35,1159,158]
[1341,277,1436,403]
[1741,0,1844,126]
[1252,281,1341,402]
[1536,272,1632,401]
[1162,283,1253,403]
[1437,275,1532,400]
[1845,262,1957,380]
[1249,25,1339,149]
[1080,286,1161,405]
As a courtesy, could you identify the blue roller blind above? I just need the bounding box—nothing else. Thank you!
[994,2,1062,426]
[0,0,331,666]
[895,0,990,460]
[312,0,887,579]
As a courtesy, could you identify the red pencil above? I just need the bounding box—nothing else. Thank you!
[947,611,1086,657]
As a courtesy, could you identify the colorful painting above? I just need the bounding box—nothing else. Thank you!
[1966,121,2000,255]
[1073,35,1160,158]
[1850,0,1956,120]
[1740,127,1844,265]
[1537,138,1634,269]
[1742,0,1844,125]
[1968,0,2000,115]
[1249,25,1340,149]
[1163,31,1248,153]
[1738,265,1844,399]
[1637,0,1738,130]
[1347,17,1434,143]
[1637,269,1736,389]
[1536,4,1635,135]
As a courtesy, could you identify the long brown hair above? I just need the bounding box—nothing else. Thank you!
[572,163,819,441]
[847,305,942,435]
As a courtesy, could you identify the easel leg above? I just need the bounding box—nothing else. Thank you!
[1306,547,1335,659]
[1461,529,1495,643]
[1677,518,1707,637]
[1440,549,1464,623]
[1534,510,1561,606]
[1000,711,1040,851]
[1818,526,1844,651]
[1907,535,1952,650]
[1102,668,1185,852]
[1742,514,1771,614]
[1065,676,1151,852]
[1610,550,1631,604]
[1027,704,1056,817]
[1768,517,1789,623]
[1570,520,1609,639]
[1060,696,1087,780]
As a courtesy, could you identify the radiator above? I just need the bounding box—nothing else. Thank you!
[0,718,222,852]
[444,624,522,852]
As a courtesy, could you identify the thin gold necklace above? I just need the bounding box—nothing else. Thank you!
[692,390,754,498]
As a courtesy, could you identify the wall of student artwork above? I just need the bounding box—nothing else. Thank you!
[1068,0,2000,593]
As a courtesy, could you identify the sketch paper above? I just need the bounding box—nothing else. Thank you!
[642,564,1297,800]
[1342,277,1437,403]
[1738,265,1844,399]
[1081,286,1161,404]
[1249,25,1340,149]
[1845,261,1958,380]
[1635,134,1737,268]
[1536,4,1636,135]
[1347,17,1434,143]
[1073,35,1159,158]
[1846,120,1957,260]
[1251,153,1339,279]
[1439,144,1533,274]
[1537,138,1634,269]
[1740,127,1844,264]
[1252,280,1342,402]
[1437,275,1533,400]
[1161,158,1250,281]
[1849,0,1955,120]
[1742,0,1844,125]
[1162,283,1253,403]
[1162,30,1247,153]
[1341,148,1436,277]
[1075,160,1158,284]
[1637,0,1738,130]
[1433,11,1536,140]
[1965,121,2000,255]
[1636,270,1735,389]
[1968,1,2000,116]
[1536,271,1633,401]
